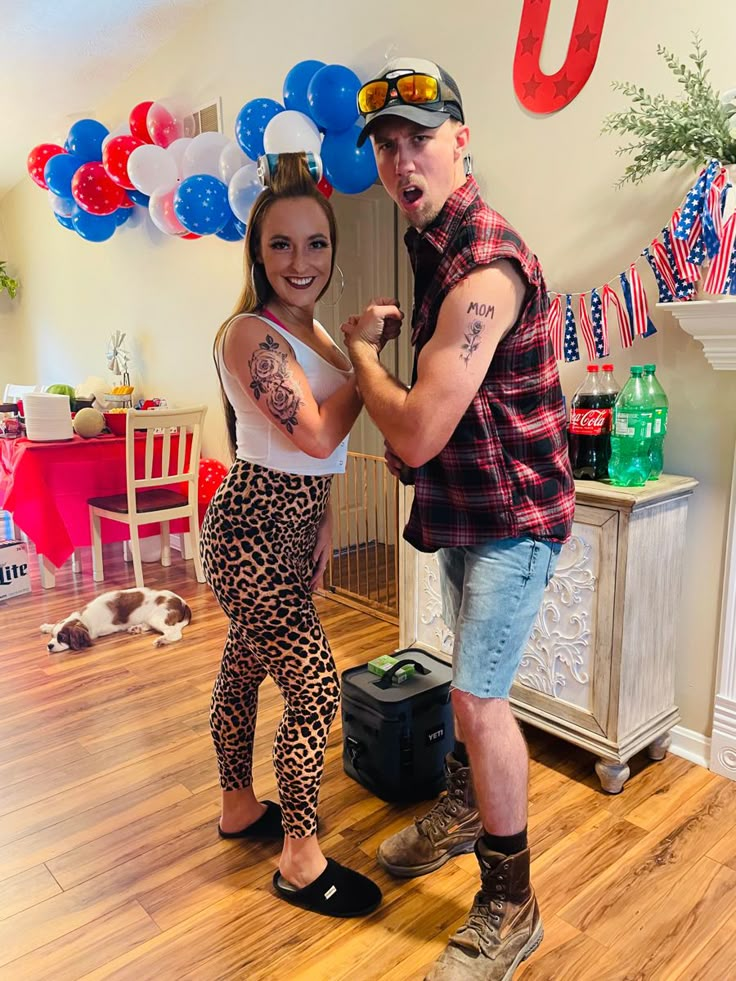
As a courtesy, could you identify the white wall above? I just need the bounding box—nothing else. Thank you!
[0,218,26,392]
[2,0,735,736]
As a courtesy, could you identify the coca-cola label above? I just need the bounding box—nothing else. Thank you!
[569,407,612,435]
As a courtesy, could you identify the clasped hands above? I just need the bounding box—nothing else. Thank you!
[340,297,403,355]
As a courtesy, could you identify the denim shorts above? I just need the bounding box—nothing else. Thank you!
[439,537,562,700]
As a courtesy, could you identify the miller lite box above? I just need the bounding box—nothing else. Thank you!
[341,648,453,802]
[0,540,31,602]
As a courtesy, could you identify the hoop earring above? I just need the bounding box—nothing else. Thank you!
[321,263,345,307]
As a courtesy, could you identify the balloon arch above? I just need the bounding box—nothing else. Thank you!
[26,60,377,244]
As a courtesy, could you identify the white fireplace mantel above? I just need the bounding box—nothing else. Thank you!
[658,298,736,370]
[661,298,736,780]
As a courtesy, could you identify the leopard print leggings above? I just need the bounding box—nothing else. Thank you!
[200,459,339,838]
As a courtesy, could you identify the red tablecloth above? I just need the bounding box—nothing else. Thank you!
[0,433,192,569]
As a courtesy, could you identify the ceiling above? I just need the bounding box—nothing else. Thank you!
[1,0,208,201]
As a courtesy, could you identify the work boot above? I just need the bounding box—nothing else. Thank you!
[425,841,543,980]
[377,753,481,877]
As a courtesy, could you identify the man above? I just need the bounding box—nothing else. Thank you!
[341,59,575,980]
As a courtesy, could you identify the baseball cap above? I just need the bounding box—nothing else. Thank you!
[356,57,464,147]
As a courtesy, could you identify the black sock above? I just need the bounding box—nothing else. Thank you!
[482,827,528,856]
[453,740,469,765]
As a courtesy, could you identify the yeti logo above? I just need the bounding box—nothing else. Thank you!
[425,725,445,746]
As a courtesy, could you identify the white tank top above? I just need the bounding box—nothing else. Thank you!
[217,311,353,476]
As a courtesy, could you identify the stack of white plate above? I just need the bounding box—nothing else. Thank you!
[24,392,73,441]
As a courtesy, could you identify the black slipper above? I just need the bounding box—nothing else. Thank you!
[273,858,382,918]
[218,800,284,840]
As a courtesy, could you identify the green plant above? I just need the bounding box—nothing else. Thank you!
[602,35,736,187]
[0,261,19,299]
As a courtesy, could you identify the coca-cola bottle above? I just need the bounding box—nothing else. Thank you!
[568,365,615,480]
[601,363,620,401]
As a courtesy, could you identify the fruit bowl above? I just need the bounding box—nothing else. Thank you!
[105,392,134,409]
[104,411,128,436]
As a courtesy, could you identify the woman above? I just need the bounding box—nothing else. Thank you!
[201,152,381,918]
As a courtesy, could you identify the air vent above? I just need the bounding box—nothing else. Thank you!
[192,98,223,135]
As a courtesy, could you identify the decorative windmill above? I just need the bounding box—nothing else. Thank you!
[106,330,131,387]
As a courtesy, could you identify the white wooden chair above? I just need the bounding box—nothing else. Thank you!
[3,383,45,402]
[88,405,208,588]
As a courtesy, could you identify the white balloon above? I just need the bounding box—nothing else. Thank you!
[219,140,249,185]
[102,122,131,151]
[148,187,187,236]
[128,144,178,196]
[48,190,74,218]
[228,163,262,223]
[167,137,193,178]
[263,110,322,156]
[181,132,231,179]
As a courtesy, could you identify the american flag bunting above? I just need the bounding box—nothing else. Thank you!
[548,160,734,362]
[703,212,736,294]
[643,247,674,302]
[620,270,657,339]
[662,229,696,300]
[548,293,564,361]
[647,239,679,296]
[577,294,597,361]
[703,164,728,258]
[590,288,608,358]
[602,283,632,349]
[668,209,699,283]
[563,294,580,362]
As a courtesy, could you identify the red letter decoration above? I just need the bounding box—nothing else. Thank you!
[514,0,608,114]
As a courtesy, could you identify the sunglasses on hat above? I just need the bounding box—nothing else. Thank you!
[358,72,461,116]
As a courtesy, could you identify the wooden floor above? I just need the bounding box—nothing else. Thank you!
[1,546,736,980]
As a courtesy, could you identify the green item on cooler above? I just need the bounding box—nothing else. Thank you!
[367,654,416,685]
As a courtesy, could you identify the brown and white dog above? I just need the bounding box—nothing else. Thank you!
[41,587,192,652]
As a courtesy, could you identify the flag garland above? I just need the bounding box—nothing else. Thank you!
[550,160,736,362]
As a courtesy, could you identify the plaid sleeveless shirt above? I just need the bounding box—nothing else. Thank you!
[403,177,574,552]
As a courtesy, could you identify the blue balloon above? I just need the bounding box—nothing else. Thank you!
[283,60,326,118]
[66,119,109,163]
[307,64,361,133]
[235,98,284,159]
[44,153,84,199]
[216,210,246,241]
[174,175,230,235]
[71,206,117,242]
[321,126,378,194]
[114,207,134,226]
[126,188,150,207]
[54,212,74,230]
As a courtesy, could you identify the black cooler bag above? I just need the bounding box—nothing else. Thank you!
[341,648,454,802]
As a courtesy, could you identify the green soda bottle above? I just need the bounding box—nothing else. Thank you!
[643,364,668,480]
[608,366,653,486]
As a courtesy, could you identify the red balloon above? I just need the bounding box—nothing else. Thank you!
[129,101,154,144]
[197,458,228,506]
[27,143,64,189]
[181,232,201,240]
[317,175,333,199]
[71,162,124,215]
[118,191,135,208]
[102,135,143,189]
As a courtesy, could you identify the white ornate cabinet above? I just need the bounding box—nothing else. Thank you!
[399,474,698,793]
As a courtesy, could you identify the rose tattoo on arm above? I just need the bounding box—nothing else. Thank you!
[248,335,304,434]
[460,301,494,366]
[461,319,485,366]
